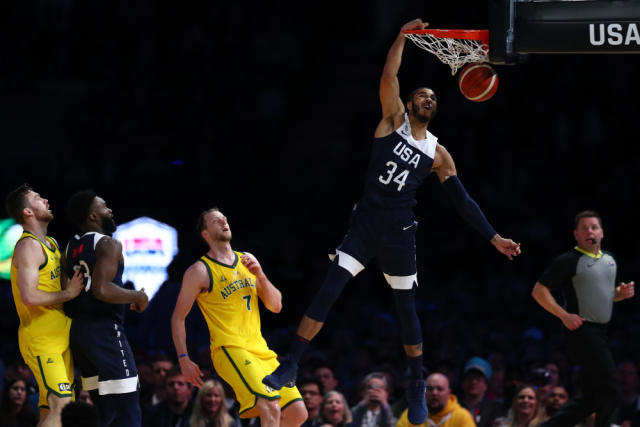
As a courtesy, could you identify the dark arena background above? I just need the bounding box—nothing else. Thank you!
[1,0,640,422]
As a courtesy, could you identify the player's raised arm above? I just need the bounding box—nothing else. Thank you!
[241,252,282,313]
[376,19,428,137]
[15,239,82,306]
[91,237,148,309]
[171,262,208,388]
[432,144,521,259]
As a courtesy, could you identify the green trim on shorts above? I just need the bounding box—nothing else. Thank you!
[36,356,73,399]
[221,346,279,416]
[281,397,304,411]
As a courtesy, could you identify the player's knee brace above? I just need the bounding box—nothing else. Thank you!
[393,287,422,346]
[305,261,352,322]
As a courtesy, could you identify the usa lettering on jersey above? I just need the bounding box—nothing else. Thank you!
[392,142,421,169]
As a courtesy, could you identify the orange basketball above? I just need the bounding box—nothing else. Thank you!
[458,63,499,102]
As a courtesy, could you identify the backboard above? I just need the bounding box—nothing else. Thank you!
[489,0,640,65]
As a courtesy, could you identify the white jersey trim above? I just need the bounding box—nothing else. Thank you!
[395,113,437,159]
[100,375,138,395]
[74,231,108,250]
[383,272,418,290]
[328,250,365,277]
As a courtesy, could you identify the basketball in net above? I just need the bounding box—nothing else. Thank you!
[457,63,499,102]
[402,28,499,101]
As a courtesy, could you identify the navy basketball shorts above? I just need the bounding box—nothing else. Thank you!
[335,203,418,289]
[70,317,139,395]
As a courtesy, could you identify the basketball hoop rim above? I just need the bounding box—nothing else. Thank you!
[402,29,489,45]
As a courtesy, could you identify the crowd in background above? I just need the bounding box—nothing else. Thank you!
[2,329,640,426]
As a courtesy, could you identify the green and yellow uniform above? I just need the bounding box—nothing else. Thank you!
[10,231,74,408]
[197,251,301,418]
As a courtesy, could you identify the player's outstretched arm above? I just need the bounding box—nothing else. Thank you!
[433,145,521,259]
[532,282,583,330]
[171,263,207,388]
[92,237,148,310]
[14,239,83,306]
[241,253,282,313]
[376,19,427,138]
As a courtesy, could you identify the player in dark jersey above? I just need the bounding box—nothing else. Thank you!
[64,190,149,427]
[264,18,521,425]
[532,210,634,427]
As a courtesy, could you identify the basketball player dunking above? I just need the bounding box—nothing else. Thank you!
[263,18,521,425]
[171,208,307,427]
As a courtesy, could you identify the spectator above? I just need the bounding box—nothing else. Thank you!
[4,360,38,414]
[492,385,544,427]
[138,361,155,408]
[316,365,340,393]
[151,355,175,405]
[527,369,552,405]
[77,389,94,406]
[616,360,640,426]
[299,376,324,426]
[0,378,38,427]
[542,363,561,388]
[460,357,504,427]
[501,367,525,414]
[190,379,238,427]
[61,401,99,427]
[541,386,568,422]
[351,372,395,427]
[488,367,505,402]
[146,366,194,427]
[396,372,475,427]
[313,390,353,427]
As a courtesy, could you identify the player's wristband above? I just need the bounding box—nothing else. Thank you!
[178,353,188,359]
[442,175,497,241]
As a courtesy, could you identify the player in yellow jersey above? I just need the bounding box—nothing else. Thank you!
[171,208,307,427]
[5,183,83,427]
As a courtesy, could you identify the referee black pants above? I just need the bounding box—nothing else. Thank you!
[542,322,621,427]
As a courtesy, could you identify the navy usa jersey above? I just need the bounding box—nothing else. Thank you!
[63,232,126,323]
[361,114,437,208]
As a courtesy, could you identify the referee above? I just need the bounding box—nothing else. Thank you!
[532,210,634,427]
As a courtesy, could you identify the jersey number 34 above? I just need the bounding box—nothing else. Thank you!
[378,161,409,191]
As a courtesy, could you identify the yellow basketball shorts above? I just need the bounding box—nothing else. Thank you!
[213,346,302,418]
[22,347,74,408]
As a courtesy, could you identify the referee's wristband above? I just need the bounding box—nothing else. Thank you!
[178,353,188,359]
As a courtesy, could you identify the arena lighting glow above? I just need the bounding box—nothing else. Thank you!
[113,217,178,301]
[0,218,23,280]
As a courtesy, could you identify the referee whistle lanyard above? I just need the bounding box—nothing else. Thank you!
[426,412,452,427]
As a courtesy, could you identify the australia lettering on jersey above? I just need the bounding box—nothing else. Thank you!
[50,265,61,280]
[220,277,255,300]
[392,141,421,169]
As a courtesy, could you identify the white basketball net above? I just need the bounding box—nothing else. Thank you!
[404,33,489,75]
